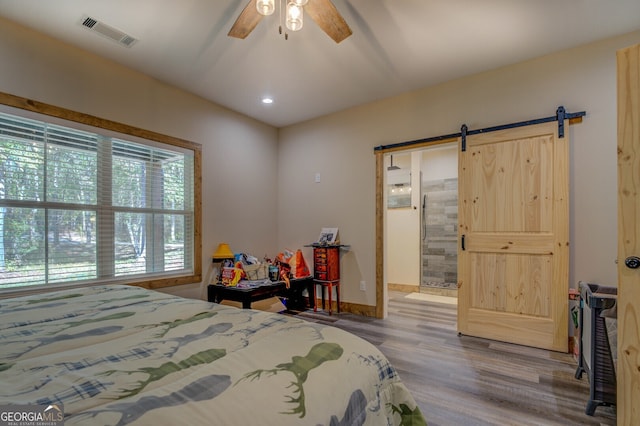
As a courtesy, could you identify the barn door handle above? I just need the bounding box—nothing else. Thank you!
[625,256,640,269]
[461,235,466,251]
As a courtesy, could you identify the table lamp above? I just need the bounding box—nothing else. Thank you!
[212,242,235,283]
[213,243,234,260]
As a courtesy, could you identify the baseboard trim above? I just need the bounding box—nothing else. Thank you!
[314,298,377,317]
[388,283,419,293]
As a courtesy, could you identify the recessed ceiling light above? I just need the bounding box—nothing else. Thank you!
[262,97,274,104]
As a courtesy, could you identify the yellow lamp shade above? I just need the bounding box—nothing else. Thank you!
[212,243,234,259]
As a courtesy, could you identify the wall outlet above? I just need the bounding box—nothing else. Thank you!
[359,280,366,291]
[315,172,321,183]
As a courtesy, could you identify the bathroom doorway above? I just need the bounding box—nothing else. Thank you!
[384,143,458,298]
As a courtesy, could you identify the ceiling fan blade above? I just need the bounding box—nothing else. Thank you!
[305,0,352,43]
[228,0,264,39]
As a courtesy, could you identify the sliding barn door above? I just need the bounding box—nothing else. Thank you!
[617,43,640,425]
[458,121,569,352]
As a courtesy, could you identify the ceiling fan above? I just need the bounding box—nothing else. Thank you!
[228,0,352,43]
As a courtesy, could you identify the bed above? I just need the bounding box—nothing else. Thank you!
[0,284,426,425]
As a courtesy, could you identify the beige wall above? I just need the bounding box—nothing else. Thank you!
[0,17,279,300]
[2,15,638,307]
[280,30,640,307]
[421,144,457,182]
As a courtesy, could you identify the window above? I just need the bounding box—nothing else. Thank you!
[0,103,201,293]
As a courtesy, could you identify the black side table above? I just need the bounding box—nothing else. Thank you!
[208,276,315,310]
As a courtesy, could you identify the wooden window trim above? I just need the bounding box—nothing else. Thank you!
[0,91,202,291]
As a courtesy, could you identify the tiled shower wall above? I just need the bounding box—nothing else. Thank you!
[421,178,458,290]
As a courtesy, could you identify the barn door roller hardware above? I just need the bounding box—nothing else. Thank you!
[373,106,585,153]
[460,106,585,151]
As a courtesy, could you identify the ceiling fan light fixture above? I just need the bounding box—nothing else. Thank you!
[228,0,352,43]
[256,0,275,16]
[286,2,303,31]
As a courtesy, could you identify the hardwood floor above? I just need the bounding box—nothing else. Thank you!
[293,291,616,426]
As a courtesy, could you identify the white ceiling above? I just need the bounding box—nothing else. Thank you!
[1,1,640,128]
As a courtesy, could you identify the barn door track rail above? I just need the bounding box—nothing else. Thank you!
[373,106,585,153]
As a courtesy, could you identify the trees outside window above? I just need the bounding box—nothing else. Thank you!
[0,111,194,290]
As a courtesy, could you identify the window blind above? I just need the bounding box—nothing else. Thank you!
[0,111,194,290]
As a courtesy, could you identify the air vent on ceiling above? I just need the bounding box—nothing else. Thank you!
[80,15,137,48]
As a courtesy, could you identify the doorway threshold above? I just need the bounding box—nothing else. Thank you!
[419,286,457,298]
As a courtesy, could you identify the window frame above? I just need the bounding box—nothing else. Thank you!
[0,91,202,295]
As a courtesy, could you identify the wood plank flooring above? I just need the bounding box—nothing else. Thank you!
[292,291,616,426]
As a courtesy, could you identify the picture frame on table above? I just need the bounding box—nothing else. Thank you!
[317,227,339,245]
